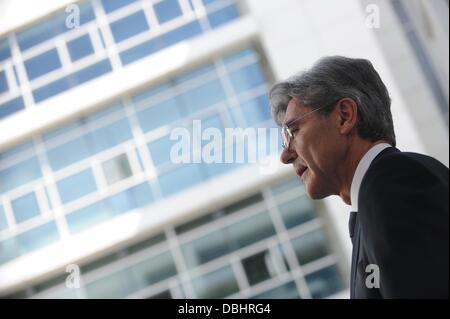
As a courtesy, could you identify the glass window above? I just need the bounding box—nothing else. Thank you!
[149,290,172,299]
[11,192,41,224]
[0,140,34,161]
[197,113,225,159]
[227,210,276,249]
[200,114,224,145]
[85,268,135,298]
[252,281,300,299]
[224,193,264,215]
[158,164,204,197]
[0,204,8,231]
[43,120,82,143]
[202,0,220,6]
[67,34,94,62]
[182,211,276,268]
[66,201,113,234]
[102,153,132,185]
[147,135,175,167]
[153,0,183,24]
[175,211,217,235]
[207,4,239,29]
[16,2,95,51]
[110,10,150,43]
[160,20,202,48]
[0,70,8,94]
[34,59,112,103]
[72,58,112,84]
[81,252,120,274]
[24,48,62,81]
[178,79,226,115]
[132,83,172,104]
[277,196,315,229]
[16,221,59,254]
[223,48,256,66]
[0,38,11,62]
[119,37,159,66]
[125,233,166,255]
[101,0,138,13]
[0,96,25,119]
[36,286,81,299]
[0,238,17,265]
[242,250,273,286]
[137,98,182,133]
[271,178,303,197]
[33,273,67,293]
[240,94,271,127]
[0,156,42,193]
[228,63,266,95]
[119,20,202,66]
[129,250,177,290]
[56,169,97,204]
[192,266,239,298]
[174,64,216,85]
[0,140,34,162]
[182,229,228,268]
[79,2,97,24]
[304,264,344,299]
[84,101,124,124]
[46,137,90,171]
[105,182,153,215]
[32,76,71,103]
[290,230,330,266]
[201,141,243,178]
[16,15,67,51]
[86,118,133,154]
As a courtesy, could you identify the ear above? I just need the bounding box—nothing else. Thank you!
[336,98,358,135]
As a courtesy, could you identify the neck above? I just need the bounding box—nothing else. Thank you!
[338,139,388,205]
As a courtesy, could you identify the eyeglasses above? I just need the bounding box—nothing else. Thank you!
[281,105,328,149]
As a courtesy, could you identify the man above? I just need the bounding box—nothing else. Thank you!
[269,56,449,298]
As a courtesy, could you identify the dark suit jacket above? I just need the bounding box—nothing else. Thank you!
[349,147,449,298]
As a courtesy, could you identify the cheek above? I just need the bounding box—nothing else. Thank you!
[306,138,337,174]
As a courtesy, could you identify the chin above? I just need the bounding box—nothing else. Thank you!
[304,180,328,200]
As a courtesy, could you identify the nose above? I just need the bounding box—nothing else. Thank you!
[280,145,297,164]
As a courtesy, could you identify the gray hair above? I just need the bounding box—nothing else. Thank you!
[269,56,396,146]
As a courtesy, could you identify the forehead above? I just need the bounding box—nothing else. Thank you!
[282,98,308,125]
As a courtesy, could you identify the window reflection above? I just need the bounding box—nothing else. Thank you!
[192,266,239,298]
[109,11,150,43]
[242,250,274,286]
[102,153,133,185]
[56,169,97,204]
[181,211,275,268]
[67,34,95,62]
[11,192,41,223]
[252,281,300,299]
[290,230,330,266]
[304,264,344,298]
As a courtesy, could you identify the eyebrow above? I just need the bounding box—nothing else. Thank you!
[283,116,303,128]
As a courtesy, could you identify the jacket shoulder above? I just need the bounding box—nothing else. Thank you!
[360,149,449,200]
[367,150,447,184]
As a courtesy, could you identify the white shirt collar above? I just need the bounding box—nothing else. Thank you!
[350,143,392,212]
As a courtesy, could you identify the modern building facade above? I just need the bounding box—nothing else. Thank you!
[0,0,448,298]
